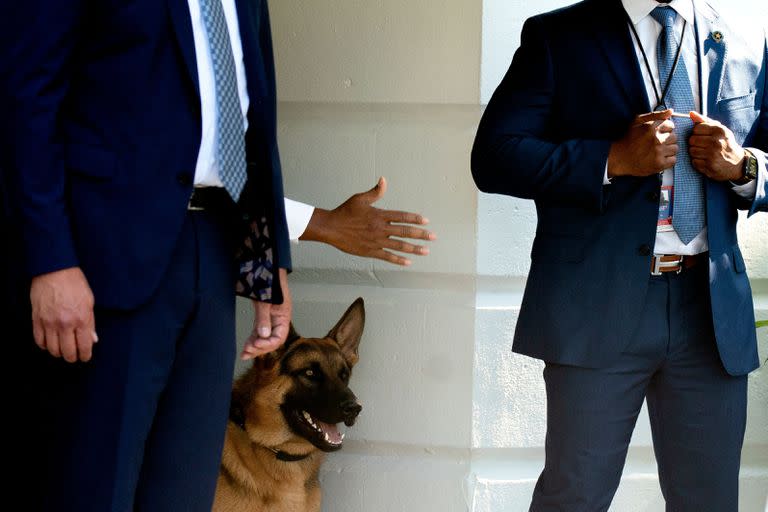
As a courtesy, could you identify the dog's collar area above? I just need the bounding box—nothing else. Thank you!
[270,448,313,462]
[230,419,312,463]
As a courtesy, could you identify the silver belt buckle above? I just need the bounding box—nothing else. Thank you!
[651,254,684,276]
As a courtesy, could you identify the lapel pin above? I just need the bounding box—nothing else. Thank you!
[711,31,724,43]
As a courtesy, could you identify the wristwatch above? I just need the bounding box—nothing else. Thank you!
[732,149,758,186]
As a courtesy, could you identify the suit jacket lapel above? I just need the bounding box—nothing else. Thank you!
[694,0,725,115]
[592,0,650,113]
[167,0,200,95]
[235,0,269,104]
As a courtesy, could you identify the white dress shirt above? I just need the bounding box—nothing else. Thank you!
[187,1,315,241]
[285,199,315,241]
[187,0,250,187]
[611,0,760,255]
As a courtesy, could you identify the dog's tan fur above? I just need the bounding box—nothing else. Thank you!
[213,299,364,512]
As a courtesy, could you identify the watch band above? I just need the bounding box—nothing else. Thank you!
[732,149,758,186]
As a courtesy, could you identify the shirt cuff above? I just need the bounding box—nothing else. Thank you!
[603,161,612,185]
[729,148,763,200]
[730,179,758,199]
[284,198,316,241]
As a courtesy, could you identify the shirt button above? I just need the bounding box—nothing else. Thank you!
[177,173,193,186]
[638,244,652,256]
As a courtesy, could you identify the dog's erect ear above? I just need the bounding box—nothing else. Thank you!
[287,323,301,346]
[326,298,365,366]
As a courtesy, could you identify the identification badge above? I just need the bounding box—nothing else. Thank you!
[657,186,674,232]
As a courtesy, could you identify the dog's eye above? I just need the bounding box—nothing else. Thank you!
[304,369,315,378]
[339,370,349,381]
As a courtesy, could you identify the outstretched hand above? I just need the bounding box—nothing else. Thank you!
[300,177,436,266]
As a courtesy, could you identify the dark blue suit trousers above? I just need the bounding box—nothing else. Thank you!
[43,209,237,512]
[530,265,747,511]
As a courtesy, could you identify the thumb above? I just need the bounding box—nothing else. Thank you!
[635,109,673,124]
[358,177,387,205]
[252,301,272,339]
[689,111,708,123]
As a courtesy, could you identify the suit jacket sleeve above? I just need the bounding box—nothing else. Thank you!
[1,1,85,278]
[235,0,291,303]
[471,16,612,213]
[742,28,768,217]
[258,0,291,271]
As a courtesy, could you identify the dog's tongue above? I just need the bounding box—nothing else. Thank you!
[317,420,343,444]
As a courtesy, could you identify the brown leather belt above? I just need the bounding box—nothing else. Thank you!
[650,252,708,276]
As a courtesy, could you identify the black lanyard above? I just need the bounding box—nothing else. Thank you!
[624,8,687,111]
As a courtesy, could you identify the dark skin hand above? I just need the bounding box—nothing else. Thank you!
[300,177,436,266]
[608,109,679,178]
[688,111,746,182]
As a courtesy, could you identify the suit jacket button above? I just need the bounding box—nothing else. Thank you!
[177,173,192,186]
[647,191,660,202]
[638,244,652,256]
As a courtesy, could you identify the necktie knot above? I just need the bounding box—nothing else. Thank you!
[650,6,677,29]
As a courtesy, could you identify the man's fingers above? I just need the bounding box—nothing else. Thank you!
[58,329,78,363]
[384,209,430,226]
[692,123,720,136]
[253,301,272,339]
[661,144,679,157]
[688,135,708,148]
[75,327,96,363]
[691,158,711,173]
[689,111,708,123]
[241,334,283,360]
[32,319,46,350]
[688,146,708,159]
[656,119,676,133]
[374,249,411,266]
[382,238,429,256]
[384,224,435,241]
[46,330,62,358]
[657,130,677,145]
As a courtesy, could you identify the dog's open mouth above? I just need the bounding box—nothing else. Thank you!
[283,406,347,452]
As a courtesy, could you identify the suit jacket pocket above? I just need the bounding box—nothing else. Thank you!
[732,245,747,273]
[717,92,756,112]
[66,143,118,180]
[531,234,586,263]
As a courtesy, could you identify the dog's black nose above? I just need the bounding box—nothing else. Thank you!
[341,399,362,418]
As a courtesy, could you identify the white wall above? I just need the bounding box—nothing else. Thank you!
[233,1,768,510]
[236,1,483,510]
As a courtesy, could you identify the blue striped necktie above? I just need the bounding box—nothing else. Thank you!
[651,6,705,245]
[199,0,248,200]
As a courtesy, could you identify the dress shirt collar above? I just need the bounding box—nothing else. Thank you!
[622,0,695,26]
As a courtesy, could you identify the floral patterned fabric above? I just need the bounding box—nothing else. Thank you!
[235,215,274,302]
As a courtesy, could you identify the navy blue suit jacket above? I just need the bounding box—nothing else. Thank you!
[472,0,767,376]
[1,0,291,310]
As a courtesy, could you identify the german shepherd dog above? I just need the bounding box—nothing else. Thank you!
[213,298,365,512]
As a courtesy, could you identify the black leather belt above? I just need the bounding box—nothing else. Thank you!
[187,186,229,211]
